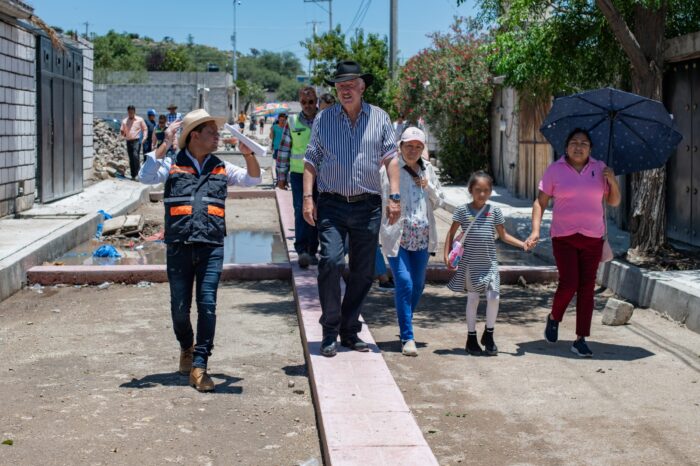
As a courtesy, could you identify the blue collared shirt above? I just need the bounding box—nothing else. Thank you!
[304,101,397,196]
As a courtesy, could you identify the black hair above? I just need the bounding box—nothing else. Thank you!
[565,128,593,149]
[467,170,493,192]
[185,122,208,146]
[127,105,135,111]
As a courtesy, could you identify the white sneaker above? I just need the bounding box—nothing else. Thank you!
[402,339,418,357]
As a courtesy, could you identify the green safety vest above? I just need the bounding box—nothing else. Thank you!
[289,115,312,174]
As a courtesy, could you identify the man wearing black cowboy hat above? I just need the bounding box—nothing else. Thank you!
[303,60,402,357]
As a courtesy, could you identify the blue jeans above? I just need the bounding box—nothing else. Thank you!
[317,194,382,339]
[388,247,430,342]
[290,172,318,255]
[375,246,388,277]
[166,243,224,369]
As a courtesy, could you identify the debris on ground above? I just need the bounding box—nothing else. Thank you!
[92,119,129,179]
[102,215,145,237]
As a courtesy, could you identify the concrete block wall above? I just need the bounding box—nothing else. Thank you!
[76,37,94,180]
[94,71,233,121]
[0,18,36,217]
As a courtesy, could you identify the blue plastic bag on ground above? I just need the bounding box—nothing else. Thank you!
[92,244,121,258]
[95,210,113,238]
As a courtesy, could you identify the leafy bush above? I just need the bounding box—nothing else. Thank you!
[396,18,492,183]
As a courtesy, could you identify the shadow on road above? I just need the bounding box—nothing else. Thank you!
[509,340,655,361]
[120,372,244,394]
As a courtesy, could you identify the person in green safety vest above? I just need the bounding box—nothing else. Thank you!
[286,86,320,268]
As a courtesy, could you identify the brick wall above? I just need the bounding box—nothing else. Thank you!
[0,19,36,217]
[76,37,94,180]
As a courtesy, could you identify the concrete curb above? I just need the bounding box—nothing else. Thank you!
[26,263,291,285]
[0,184,151,302]
[275,189,439,466]
[598,262,700,334]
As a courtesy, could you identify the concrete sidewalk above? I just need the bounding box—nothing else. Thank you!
[440,184,700,334]
[0,179,150,302]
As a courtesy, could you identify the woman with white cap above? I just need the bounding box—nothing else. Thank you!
[379,127,444,356]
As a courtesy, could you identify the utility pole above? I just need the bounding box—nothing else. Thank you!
[389,0,398,79]
[304,0,333,32]
[232,0,240,119]
[306,20,322,76]
[82,21,89,39]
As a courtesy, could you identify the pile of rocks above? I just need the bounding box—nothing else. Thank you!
[93,119,130,179]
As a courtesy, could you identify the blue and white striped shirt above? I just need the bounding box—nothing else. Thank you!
[304,101,397,196]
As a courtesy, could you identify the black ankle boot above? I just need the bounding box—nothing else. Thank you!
[465,331,483,355]
[481,328,498,356]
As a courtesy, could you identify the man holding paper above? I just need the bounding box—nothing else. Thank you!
[139,109,261,392]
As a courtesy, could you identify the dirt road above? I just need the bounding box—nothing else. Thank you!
[362,283,700,465]
[0,281,321,465]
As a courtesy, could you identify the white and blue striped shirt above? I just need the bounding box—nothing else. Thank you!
[304,101,397,196]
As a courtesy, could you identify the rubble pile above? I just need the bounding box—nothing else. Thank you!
[92,119,130,179]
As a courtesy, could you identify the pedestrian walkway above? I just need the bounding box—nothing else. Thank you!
[440,184,700,334]
[276,189,439,465]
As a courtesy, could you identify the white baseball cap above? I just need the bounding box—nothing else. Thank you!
[400,126,426,144]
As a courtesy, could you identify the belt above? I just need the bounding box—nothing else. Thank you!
[320,192,380,203]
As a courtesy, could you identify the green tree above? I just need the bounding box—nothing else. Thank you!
[464,0,700,256]
[301,26,396,111]
[93,30,145,71]
[276,79,302,101]
[162,46,193,71]
[397,18,493,183]
[238,79,266,111]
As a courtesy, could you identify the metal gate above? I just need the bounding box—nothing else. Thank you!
[37,35,83,203]
[665,59,700,247]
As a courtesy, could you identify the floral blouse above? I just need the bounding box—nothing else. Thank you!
[399,168,430,251]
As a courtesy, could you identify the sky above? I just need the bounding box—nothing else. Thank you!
[27,0,477,70]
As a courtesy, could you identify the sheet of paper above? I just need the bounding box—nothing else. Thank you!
[224,123,268,157]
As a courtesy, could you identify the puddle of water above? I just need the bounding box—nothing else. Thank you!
[55,231,288,265]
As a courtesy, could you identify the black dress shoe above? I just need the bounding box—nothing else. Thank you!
[340,335,370,352]
[320,336,337,357]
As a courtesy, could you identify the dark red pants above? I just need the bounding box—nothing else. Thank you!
[551,233,603,337]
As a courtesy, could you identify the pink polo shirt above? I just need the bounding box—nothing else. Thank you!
[538,156,609,239]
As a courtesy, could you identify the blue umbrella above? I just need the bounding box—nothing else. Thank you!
[540,87,683,176]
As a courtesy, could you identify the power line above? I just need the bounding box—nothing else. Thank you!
[345,0,367,35]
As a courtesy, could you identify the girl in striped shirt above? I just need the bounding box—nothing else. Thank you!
[444,171,527,356]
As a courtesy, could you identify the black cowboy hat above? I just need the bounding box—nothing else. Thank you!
[324,60,374,87]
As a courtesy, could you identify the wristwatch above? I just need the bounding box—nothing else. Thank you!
[388,193,401,202]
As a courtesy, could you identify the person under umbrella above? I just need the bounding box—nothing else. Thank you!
[525,128,621,357]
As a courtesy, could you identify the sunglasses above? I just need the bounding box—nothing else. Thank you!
[301,99,317,105]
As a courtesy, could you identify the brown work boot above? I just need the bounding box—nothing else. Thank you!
[178,346,194,375]
[189,367,215,392]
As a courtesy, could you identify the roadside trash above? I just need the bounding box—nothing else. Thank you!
[30,283,44,294]
[97,281,112,290]
[299,458,319,466]
[92,245,121,258]
[95,210,113,238]
[102,215,145,237]
[143,228,165,241]
[135,245,144,250]
[136,281,152,288]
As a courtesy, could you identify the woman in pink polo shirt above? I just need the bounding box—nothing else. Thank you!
[526,129,621,357]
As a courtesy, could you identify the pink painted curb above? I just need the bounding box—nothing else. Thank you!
[275,189,439,466]
[27,263,291,285]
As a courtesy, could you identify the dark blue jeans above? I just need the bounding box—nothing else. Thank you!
[290,172,319,255]
[316,194,382,339]
[166,242,224,369]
